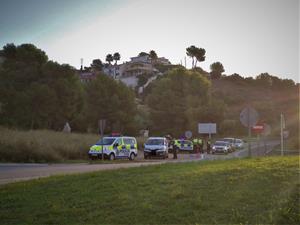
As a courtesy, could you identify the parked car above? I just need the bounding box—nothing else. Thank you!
[234,139,245,149]
[212,141,232,154]
[221,138,237,152]
[144,137,169,159]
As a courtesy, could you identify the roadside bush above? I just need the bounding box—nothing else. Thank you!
[0,127,99,163]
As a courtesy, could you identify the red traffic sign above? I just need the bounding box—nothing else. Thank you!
[252,124,264,133]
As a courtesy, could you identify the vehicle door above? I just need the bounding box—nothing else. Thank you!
[122,138,133,157]
[185,141,193,151]
[164,139,168,153]
[113,138,123,157]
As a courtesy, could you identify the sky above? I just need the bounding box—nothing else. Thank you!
[0,0,299,82]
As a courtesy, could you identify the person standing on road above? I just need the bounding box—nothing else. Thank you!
[207,139,211,154]
[199,138,203,153]
[173,139,178,159]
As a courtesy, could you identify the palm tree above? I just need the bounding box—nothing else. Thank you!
[106,54,113,65]
[113,52,121,65]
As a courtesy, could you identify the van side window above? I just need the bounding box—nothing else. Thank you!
[115,138,122,145]
[124,138,133,145]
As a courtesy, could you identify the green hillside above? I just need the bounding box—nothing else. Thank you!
[0,156,299,225]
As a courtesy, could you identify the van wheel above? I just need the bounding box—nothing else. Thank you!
[109,153,115,161]
[129,153,135,161]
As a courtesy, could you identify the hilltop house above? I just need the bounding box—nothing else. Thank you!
[79,54,171,88]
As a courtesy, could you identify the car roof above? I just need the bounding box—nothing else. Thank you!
[148,137,166,139]
[105,136,135,139]
[215,141,228,144]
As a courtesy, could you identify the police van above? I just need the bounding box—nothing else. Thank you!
[88,136,138,160]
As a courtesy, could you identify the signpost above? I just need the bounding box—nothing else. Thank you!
[198,123,216,139]
[262,123,271,155]
[99,119,106,160]
[240,106,259,157]
[185,130,193,139]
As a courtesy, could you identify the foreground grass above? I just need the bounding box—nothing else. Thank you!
[0,127,99,162]
[0,156,299,225]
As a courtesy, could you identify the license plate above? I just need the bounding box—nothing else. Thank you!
[91,154,98,156]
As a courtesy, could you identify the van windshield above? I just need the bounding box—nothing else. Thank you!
[146,139,164,145]
[96,138,116,145]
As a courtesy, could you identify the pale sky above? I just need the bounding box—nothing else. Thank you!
[0,0,299,82]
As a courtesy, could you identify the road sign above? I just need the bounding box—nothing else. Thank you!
[252,124,264,133]
[240,107,259,128]
[185,131,192,139]
[240,106,259,157]
[198,123,217,134]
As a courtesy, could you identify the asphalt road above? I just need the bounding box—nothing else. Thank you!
[0,140,280,185]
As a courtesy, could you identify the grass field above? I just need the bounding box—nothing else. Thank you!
[0,156,299,225]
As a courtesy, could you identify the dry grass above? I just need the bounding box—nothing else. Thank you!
[0,127,99,162]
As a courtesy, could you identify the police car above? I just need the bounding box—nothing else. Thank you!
[169,139,194,153]
[88,136,138,160]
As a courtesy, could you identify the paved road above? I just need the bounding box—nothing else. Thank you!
[0,140,280,185]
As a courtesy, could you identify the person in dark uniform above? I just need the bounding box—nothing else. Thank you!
[173,139,178,159]
[207,139,211,154]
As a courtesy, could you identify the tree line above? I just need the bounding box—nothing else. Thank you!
[0,43,298,138]
[0,44,136,134]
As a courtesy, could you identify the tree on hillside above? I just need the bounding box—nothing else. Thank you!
[146,68,225,136]
[113,52,121,65]
[91,59,103,71]
[194,48,206,68]
[105,54,113,65]
[186,45,197,68]
[210,62,225,79]
[85,75,137,134]
[2,43,17,58]
[138,52,149,57]
[0,43,83,130]
[186,45,206,68]
[149,50,158,64]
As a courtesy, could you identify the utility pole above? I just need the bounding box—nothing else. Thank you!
[280,113,284,156]
[247,107,252,157]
